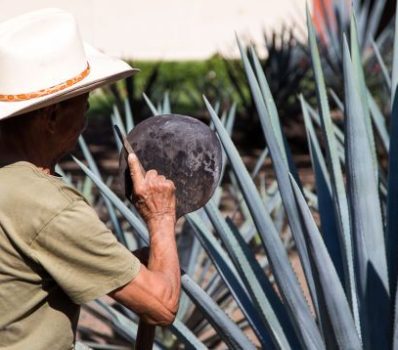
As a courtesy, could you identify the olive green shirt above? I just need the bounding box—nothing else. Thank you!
[0,162,141,350]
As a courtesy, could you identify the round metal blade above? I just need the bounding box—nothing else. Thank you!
[119,114,223,218]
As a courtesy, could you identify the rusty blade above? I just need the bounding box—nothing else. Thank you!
[114,124,146,176]
[114,124,135,155]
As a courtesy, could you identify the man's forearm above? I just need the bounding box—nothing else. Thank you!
[147,216,181,310]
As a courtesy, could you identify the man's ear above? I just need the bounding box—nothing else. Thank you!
[42,104,59,134]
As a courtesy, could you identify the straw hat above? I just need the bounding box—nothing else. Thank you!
[0,8,138,120]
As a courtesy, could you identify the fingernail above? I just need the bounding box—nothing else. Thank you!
[128,153,136,162]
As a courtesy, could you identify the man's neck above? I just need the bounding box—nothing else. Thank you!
[0,143,55,175]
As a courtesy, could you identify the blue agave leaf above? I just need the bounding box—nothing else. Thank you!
[304,100,345,165]
[329,89,344,112]
[289,175,362,349]
[364,0,387,49]
[387,85,398,303]
[388,1,398,302]
[203,96,325,349]
[111,112,123,152]
[187,212,273,349]
[97,299,204,349]
[93,300,141,343]
[226,102,237,136]
[368,90,390,152]
[300,96,343,346]
[170,321,207,350]
[251,147,269,179]
[204,200,295,349]
[307,7,360,330]
[225,215,300,349]
[78,136,128,247]
[181,275,256,350]
[350,15,378,179]
[113,105,126,136]
[237,38,320,328]
[55,164,73,186]
[248,46,286,160]
[371,40,392,91]
[162,91,171,114]
[143,93,159,116]
[343,36,390,348]
[176,223,200,321]
[357,0,370,45]
[124,98,134,132]
[318,0,341,62]
[393,285,398,349]
[300,95,344,284]
[392,0,398,104]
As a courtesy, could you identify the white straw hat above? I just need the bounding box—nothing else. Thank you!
[0,8,139,120]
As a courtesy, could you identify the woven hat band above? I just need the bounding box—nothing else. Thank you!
[0,64,90,102]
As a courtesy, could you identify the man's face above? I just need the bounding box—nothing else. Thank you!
[51,93,90,157]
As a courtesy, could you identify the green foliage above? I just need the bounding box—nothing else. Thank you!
[87,56,237,121]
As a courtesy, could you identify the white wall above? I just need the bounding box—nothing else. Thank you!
[0,0,310,60]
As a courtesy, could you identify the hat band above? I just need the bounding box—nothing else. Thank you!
[0,64,90,102]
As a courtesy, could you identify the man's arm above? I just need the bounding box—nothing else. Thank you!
[109,153,181,326]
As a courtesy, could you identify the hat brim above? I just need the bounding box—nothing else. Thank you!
[0,44,139,120]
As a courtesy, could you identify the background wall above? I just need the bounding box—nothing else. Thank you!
[0,0,309,60]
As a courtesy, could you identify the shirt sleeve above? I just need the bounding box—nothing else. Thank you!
[30,199,141,304]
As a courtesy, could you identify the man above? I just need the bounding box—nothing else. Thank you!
[0,8,181,350]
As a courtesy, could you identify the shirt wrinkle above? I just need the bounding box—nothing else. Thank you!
[28,199,80,247]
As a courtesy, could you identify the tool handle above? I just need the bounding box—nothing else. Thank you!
[135,319,156,350]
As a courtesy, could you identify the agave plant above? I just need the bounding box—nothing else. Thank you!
[314,0,394,99]
[315,0,391,62]
[56,2,398,349]
[223,26,311,131]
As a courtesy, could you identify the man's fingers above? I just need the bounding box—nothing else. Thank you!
[128,153,145,185]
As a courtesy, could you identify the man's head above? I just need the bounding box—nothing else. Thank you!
[0,93,89,165]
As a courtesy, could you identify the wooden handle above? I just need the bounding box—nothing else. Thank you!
[135,319,156,350]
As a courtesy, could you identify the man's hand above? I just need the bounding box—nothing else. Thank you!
[109,152,181,327]
[127,153,176,225]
